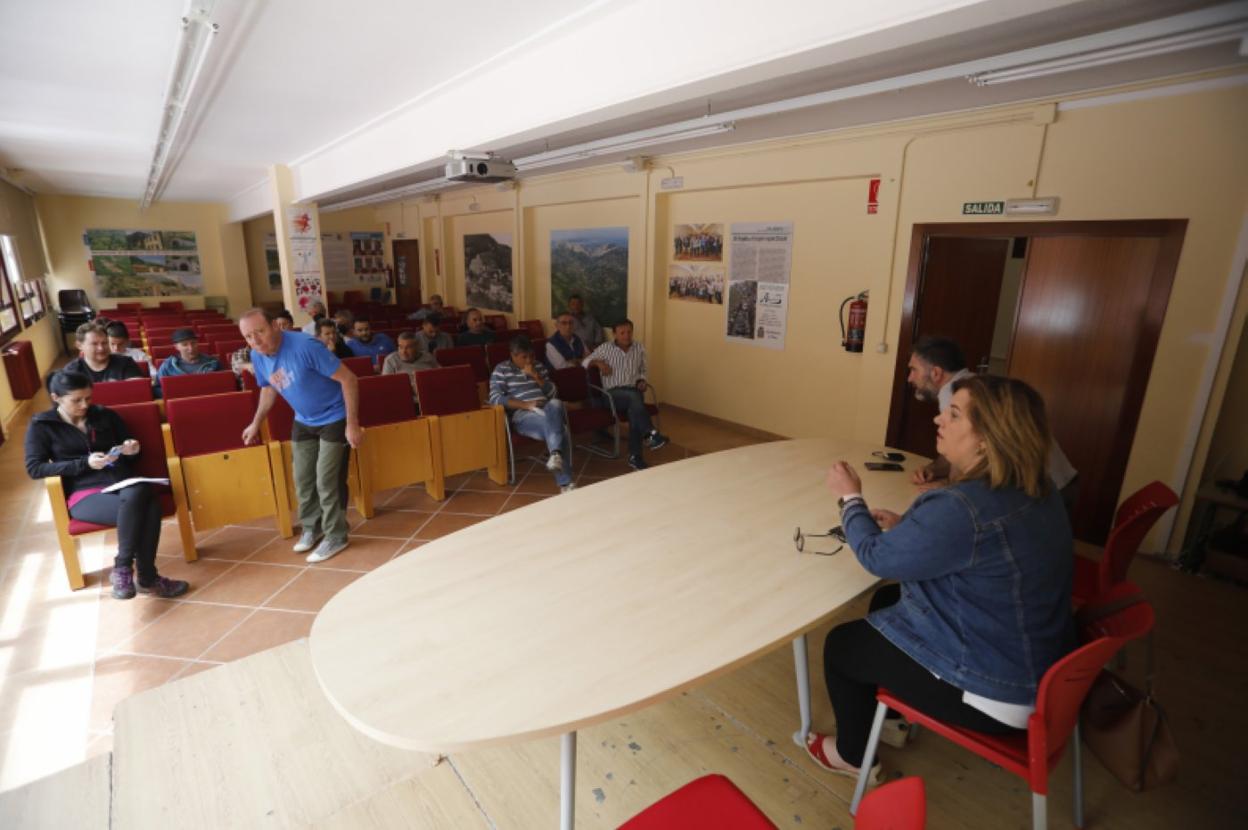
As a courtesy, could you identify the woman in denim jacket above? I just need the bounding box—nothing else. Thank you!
[807,375,1075,781]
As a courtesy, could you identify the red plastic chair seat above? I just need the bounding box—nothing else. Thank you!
[342,355,376,376]
[620,774,775,829]
[67,492,176,536]
[855,777,926,830]
[435,346,490,382]
[414,365,482,416]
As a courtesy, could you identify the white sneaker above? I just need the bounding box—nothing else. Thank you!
[546,451,563,472]
[306,537,348,564]
[560,483,577,494]
[293,531,321,553]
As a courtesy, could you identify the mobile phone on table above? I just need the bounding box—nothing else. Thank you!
[864,462,904,472]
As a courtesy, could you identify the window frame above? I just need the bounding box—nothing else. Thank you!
[0,251,21,343]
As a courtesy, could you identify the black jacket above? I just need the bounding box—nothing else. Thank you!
[25,406,135,496]
[62,355,144,383]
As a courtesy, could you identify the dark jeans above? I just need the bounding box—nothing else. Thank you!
[822,584,1021,766]
[607,387,654,458]
[69,484,162,582]
[291,418,351,543]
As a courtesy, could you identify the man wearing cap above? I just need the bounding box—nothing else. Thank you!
[155,327,222,396]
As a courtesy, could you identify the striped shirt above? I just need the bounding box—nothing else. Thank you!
[489,360,556,407]
[584,340,647,390]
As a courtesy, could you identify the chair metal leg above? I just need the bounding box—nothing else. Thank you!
[1073,722,1084,828]
[850,702,887,816]
[1032,792,1047,830]
[505,426,517,485]
[791,635,811,747]
[561,731,576,830]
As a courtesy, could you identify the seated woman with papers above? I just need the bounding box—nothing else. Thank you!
[24,370,189,600]
[808,375,1074,780]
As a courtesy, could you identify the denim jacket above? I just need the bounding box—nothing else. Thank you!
[842,479,1075,705]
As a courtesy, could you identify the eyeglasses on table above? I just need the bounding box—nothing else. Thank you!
[793,525,846,556]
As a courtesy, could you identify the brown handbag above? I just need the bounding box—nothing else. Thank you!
[1077,590,1179,791]
[1081,669,1179,791]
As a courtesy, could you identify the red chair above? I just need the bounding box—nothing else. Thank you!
[435,345,489,383]
[414,365,481,416]
[161,370,239,401]
[485,341,511,369]
[553,366,618,459]
[164,391,292,540]
[438,320,460,335]
[342,355,375,376]
[215,338,247,355]
[134,360,150,377]
[532,337,548,367]
[353,374,443,511]
[855,777,926,829]
[484,313,508,332]
[519,319,545,339]
[620,774,775,829]
[850,600,1156,830]
[196,325,238,339]
[501,327,526,343]
[90,377,153,407]
[159,301,184,311]
[1072,481,1178,605]
[151,344,178,361]
[117,302,144,312]
[44,401,195,590]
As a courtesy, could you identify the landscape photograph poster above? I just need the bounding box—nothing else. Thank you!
[463,232,514,312]
[550,227,629,327]
[85,229,203,297]
[725,221,793,349]
[668,263,724,304]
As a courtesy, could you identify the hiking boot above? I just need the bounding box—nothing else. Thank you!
[110,565,136,600]
[307,537,349,564]
[137,575,189,599]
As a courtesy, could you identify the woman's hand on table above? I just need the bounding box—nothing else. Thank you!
[825,461,861,500]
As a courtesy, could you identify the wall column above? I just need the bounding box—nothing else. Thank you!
[267,164,327,327]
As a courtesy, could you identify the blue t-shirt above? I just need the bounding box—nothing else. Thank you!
[251,331,346,427]
[346,333,396,363]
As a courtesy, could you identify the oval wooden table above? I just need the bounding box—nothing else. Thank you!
[310,438,924,828]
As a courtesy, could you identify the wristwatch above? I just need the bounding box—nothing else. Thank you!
[838,494,864,511]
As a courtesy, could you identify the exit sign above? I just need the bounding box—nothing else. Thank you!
[962,201,1005,215]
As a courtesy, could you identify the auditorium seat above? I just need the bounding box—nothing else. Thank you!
[44,401,196,590]
[413,365,507,486]
[353,373,445,513]
[519,319,544,339]
[342,355,375,375]
[90,377,153,407]
[164,391,293,541]
[161,370,238,401]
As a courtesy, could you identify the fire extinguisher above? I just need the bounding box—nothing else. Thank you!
[839,291,869,353]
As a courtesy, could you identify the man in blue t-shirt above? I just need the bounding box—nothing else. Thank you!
[239,309,361,564]
[345,316,396,367]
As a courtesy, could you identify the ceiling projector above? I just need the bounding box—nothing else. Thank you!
[445,151,516,182]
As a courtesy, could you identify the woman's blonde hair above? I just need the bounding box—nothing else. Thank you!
[951,375,1052,499]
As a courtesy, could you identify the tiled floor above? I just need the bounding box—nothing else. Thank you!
[0,389,709,791]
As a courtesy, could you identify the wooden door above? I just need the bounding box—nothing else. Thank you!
[392,239,422,311]
[887,236,1010,458]
[1008,228,1182,542]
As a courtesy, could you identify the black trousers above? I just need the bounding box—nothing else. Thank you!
[822,584,1021,767]
[69,484,163,582]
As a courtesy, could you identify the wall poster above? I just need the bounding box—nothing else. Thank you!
[285,206,323,312]
[725,221,793,349]
[550,227,629,327]
[463,232,513,312]
[321,233,353,289]
[263,233,282,289]
[667,263,724,304]
[84,229,203,297]
[352,232,385,283]
[673,223,724,261]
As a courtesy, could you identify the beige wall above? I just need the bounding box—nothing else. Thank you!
[34,195,251,316]
[371,75,1248,552]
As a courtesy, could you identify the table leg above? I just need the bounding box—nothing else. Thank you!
[561,731,577,830]
[792,634,811,747]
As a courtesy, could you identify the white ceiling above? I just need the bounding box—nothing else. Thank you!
[0,0,1242,213]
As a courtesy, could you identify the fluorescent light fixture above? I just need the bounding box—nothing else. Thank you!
[514,122,735,171]
[968,20,1248,86]
[320,177,452,212]
[140,2,220,208]
[1005,197,1059,216]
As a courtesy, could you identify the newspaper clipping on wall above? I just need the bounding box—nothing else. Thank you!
[725,221,793,349]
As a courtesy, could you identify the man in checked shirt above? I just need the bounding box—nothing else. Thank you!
[583,319,670,470]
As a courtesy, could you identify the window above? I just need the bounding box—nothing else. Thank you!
[0,235,41,326]
[0,251,18,342]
